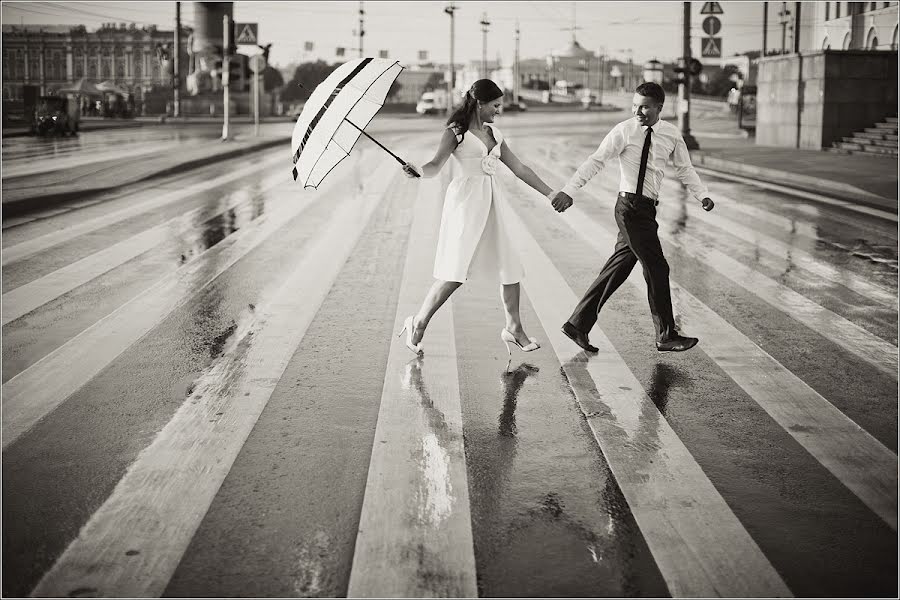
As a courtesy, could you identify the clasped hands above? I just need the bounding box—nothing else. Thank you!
[547,191,573,213]
[546,191,715,213]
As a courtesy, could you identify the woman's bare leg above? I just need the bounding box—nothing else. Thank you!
[500,282,532,345]
[412,280,463,345]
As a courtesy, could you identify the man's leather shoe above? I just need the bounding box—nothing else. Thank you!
[562,322,598,353]
[656,334,699,352]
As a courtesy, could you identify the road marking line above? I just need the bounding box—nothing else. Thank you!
[1,151,385,450]
[653,181,897,309]
[2,141,196,179]
[348,174,477,598]
[29,161,400,599]
[1,176,284,326]
[693,166,898,223]
[509,174,898,531]
[1,151,283,266]
[529,157,898,379]
[501,188,792,598]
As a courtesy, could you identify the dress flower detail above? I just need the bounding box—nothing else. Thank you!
[481,154,500,176]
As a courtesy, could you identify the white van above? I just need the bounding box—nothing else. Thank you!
[416,90,448,115]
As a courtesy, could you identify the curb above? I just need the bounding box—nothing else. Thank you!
[690,152,898,213]
[2,136,288,218]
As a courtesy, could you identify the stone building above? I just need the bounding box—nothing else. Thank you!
[755,2,899,149]
[2,22,189,111]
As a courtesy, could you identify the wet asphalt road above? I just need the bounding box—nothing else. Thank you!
[2,112,897,598]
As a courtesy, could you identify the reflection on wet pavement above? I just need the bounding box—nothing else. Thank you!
[402,357,454,526]
[499,363,539,437]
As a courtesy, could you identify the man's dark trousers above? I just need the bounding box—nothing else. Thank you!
[567,193,676,341]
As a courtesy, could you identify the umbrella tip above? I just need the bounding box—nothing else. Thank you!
[292,167,298,181]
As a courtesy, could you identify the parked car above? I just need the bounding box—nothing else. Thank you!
[503,99,528,112]
[32,96,78,136]
[416,90,448,115]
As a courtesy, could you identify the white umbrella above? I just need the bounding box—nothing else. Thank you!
[291,57,418,189]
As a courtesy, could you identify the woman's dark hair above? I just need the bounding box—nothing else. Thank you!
[446,79,504,140]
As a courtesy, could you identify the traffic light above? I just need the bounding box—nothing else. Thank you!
[672,58,702,86]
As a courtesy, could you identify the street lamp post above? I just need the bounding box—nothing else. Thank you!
[480,13,490,78]
[444,3,456,116]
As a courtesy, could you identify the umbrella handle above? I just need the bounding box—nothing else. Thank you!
[344,118,420,178]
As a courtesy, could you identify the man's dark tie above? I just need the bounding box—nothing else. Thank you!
[635,126,653,198]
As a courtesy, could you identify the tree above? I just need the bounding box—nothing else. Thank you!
[262,66,284,93]
[423,72,443,91]
[281,60,342,103]
[701,64,742,97]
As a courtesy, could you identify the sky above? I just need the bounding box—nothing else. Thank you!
[2,1,813,68]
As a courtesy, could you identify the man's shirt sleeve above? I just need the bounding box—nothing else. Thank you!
[671,133,710,201]
[561,125,624,198]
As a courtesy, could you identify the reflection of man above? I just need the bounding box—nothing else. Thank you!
[550,82,714,353]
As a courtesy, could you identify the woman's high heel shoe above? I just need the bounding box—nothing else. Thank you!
[398,316,423,355]
[501,328,540,355]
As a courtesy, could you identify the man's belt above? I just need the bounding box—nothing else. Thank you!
[618,191,659,205]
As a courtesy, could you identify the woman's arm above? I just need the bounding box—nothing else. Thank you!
[404,128,457,178]
[498,140,554,196]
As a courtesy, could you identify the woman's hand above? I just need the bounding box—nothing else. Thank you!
[402,162,421,179]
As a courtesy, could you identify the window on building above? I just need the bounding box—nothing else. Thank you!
[826,2,830,19]
[836,2,841,18]
[870,2,877,10]
[866,27,879,48]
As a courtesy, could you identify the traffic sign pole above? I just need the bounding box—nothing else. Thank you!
[222,14,230,141]
[679,2,698,150]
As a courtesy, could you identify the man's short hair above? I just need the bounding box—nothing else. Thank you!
[635,82,665,105]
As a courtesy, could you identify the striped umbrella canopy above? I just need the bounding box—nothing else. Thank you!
[291,57,415,189]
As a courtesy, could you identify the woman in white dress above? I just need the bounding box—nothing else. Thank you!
[398,79,556,357]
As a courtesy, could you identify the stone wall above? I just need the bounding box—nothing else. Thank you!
[756,50,897,149]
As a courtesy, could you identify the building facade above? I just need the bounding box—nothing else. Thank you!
[2,23,189,107]
[811,1,899,50]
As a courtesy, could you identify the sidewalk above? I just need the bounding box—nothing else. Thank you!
[690,133,898,213]
[2,126,290,218]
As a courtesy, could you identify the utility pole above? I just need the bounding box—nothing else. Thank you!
[514,20,520,105]
[480,12,490,78]
[793,1,801,53]
[358,1,365,58]
[222,13,229,141]
[762,1,768,56]
[779,2,791,54]
[173,1,180,118]
[597,49,604,106]
[679,2,698,149]
[445,2,456,116]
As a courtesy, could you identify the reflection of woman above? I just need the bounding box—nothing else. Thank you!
[398,79,556,357]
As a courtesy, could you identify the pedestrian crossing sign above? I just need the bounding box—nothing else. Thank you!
[700,1,724,14]
[234,22,258,45]
[702,36,722,58]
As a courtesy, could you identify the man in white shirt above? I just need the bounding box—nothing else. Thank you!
[549,82,715,353]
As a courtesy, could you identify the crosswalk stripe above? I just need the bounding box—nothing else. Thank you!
[692,166,899,223]
[29,160,401,599]
[501,186,793,598]
[348,173,478,598]
[1,174,283,326]
[653,181,897,309]
[507,175,898,531]
[1,152,380,450]
[529,158,899,378]
[2,151,283,266]
[2,141,192,179]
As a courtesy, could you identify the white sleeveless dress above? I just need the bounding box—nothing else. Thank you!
[433,123,524,285]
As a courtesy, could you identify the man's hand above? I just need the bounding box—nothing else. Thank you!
[701,197,715,212]
[551,191,574,213]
